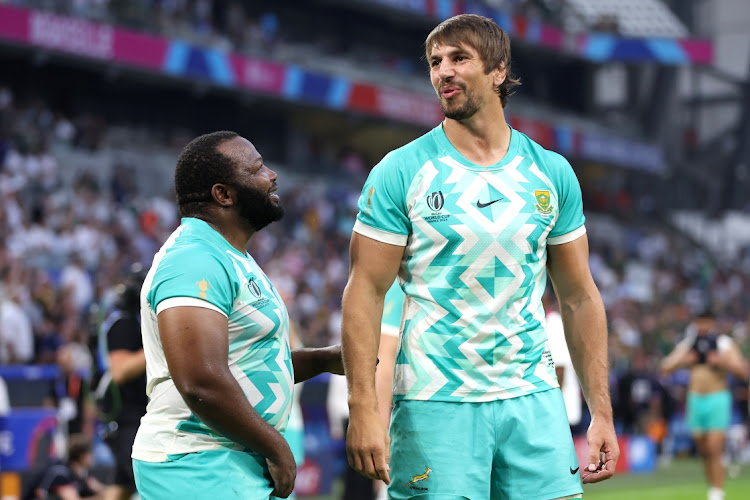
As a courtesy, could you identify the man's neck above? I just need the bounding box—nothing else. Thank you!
[203,217,253,254]
[442,105,511,167]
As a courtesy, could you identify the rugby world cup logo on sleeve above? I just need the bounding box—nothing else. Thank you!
[426,191,444,212]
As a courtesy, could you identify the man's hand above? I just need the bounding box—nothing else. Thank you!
[326,344,345,375]
[681,350,699,368]
[346,407,391,484]
[582,415,619,484]
[266,444,297,498]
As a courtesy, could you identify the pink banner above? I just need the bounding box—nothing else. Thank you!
[0,5,29,43]
[113,30,167,69]
[231,55,286,94]
[28,9,114,60]
[680,40,713,65]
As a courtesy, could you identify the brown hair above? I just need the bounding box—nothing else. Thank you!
[425,14,521,108]
[67,434,93,463]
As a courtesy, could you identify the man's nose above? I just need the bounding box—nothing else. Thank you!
[437,61,455,80]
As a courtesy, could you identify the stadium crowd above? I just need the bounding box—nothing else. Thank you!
[1,70,749,464]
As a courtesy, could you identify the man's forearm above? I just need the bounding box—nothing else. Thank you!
[561,292,612,418]
[179,374,289,462]
[292,346,342,383]
[109,349,146,385]
[723,353,750,381]
[341,281,383,411]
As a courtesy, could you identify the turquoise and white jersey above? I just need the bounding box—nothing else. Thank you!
[382,280,405,338]
[354,125,585,403]
[132,218,293,462]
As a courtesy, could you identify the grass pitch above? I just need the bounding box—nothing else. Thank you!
[583,458,750,500]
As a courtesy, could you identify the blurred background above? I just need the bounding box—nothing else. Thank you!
[0,0,748,499]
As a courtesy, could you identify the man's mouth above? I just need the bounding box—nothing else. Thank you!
[441,86,460,98]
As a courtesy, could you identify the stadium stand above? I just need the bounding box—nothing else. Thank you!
[563,0,689,37]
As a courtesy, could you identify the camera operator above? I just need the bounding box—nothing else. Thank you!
[99,265,147,500]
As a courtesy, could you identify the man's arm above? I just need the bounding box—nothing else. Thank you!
[158,306,295,498]
[660,337,696,375]
[709,342,750,381]
[107,318,146,385]
[108,349,146,385]
[547,234,619,484]
[54,484,96,500]
[291,345,344,383]
[341,232,403,484]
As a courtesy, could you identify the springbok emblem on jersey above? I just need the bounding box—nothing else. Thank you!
[406,466,432,487]
[534,189,553,215]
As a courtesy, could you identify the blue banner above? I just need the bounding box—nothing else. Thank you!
[0,408,58,472]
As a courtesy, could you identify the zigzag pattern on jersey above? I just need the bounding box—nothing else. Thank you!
[227,254,293,431]
[398,155,558,402]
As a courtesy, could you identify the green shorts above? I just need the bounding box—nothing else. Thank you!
[687,390,731,434]
[133,449,273,500]
[388,389,582,500]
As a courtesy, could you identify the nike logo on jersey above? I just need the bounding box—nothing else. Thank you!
[476,198,502,209]
[570,467,579,474]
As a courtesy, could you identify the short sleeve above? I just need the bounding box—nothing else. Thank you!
[354,152,410,246]
[147,247,236,316]
[546,152,586,244]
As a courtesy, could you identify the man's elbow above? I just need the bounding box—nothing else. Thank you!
[558,289,601,314]
[173,372,221,407]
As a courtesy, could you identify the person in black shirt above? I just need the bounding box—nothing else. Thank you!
[100,266,147,500]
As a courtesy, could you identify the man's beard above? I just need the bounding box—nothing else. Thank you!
[235,184,285,231]
[439,85,482,121]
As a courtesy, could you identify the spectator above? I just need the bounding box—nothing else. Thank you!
[46,344,95,438]
[99,265,147,500]
[22,433,106,500]
[0,285,35,364]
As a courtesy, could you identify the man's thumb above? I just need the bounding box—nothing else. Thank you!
[587,447,600,472]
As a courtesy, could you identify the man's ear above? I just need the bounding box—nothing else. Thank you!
[211,183,235,207]
[493,63,507,87]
